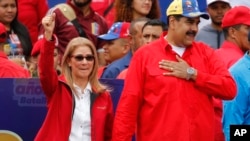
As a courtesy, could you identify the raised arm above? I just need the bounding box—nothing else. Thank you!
[38,13,58,99]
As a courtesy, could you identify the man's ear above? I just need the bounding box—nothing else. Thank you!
[127,35,133,44]
[228,27,238,39]
[168,16,176,30]
[122,38,131,54]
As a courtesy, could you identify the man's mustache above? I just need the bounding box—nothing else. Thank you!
[186,31,196,36]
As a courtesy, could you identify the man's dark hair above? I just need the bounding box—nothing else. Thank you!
[142,19,167,32]
[166,15,183,26]
[223,24,242,38]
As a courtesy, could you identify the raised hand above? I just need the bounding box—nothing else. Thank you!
[42,13,56,41]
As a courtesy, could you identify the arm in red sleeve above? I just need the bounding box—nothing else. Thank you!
[194,46,236,100]
[38,38,59,100]
[112,52,144,141]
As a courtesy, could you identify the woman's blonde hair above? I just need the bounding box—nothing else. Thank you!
[61,37,107,94]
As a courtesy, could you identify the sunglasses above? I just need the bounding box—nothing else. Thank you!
[71,54,95,61]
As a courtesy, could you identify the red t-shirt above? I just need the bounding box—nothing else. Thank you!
[18,0,49,45]
[0,52,30,78]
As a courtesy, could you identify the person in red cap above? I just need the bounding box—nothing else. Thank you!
[222,34,250,141]
[29,36,61,77]
[0,22,30,78]
[216,6,250,141]
[216,5,250,69]
[112,0,236,140]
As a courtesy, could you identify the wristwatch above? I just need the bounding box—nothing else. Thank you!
[186,67,195,80]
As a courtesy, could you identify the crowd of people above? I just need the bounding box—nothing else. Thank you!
[0,0,250,141]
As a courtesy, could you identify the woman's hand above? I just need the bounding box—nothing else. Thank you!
[42,13,56,41]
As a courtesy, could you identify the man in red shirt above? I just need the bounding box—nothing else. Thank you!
[215,6,250,141]
[29,35,61,77]
[39,0,109,66]
[112,0,236,141]
[216,6,250,68]
[0,23,30,78]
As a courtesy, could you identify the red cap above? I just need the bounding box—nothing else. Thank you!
[31,35,59,56]
[0,22,7,43]
[31,39,43,56]
[222,6,250,28]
